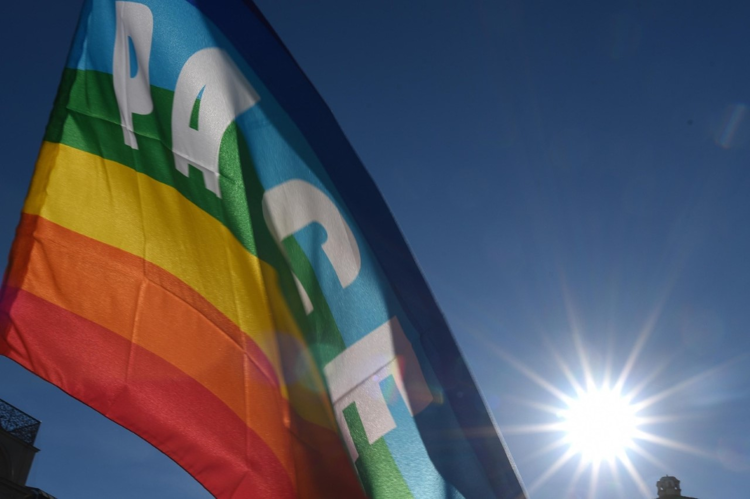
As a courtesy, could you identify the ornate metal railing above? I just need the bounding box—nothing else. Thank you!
[0,399,40,446]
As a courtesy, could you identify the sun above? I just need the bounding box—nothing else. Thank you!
[466,292,727,497]
[560,386,638,464]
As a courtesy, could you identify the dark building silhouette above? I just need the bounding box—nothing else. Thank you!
[0,399,55,498]
[656,475,697,499]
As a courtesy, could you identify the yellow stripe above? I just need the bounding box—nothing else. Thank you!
[24,141,335,430]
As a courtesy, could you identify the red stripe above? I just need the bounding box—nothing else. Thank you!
[3,214,366,498]
[0,287,295,499]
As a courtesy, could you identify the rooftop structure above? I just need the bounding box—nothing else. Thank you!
[0,398,55,498]
[656,475,698,499]
[0,398,41,447]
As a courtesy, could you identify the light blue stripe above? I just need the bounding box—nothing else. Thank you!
[380,376,467,499]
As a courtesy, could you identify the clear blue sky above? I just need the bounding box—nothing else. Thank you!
[2,1,750,497]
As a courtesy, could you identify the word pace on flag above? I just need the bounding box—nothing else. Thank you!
[1,1,526,498]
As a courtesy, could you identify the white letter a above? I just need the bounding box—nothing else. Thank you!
[172,48,260,198]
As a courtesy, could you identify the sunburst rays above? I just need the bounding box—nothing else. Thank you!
[482,321,735,498]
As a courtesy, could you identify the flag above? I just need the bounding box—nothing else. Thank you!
[0,1,526,497]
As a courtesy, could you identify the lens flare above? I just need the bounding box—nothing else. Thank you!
[561,387,637,463]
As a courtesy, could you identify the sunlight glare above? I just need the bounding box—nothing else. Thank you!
[561,387,638,463]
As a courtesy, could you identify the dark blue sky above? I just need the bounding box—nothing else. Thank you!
[2,1,750,497]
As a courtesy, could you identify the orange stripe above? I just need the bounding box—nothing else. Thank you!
[1,288,295,499]
[7,214,363,497]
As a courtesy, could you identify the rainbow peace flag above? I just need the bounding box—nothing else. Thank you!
[0,1,526,497]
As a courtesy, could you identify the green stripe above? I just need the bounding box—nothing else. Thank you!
[344,403,414,498]
[46,68,345,365]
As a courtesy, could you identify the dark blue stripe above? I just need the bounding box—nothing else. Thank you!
[187,1,526,497]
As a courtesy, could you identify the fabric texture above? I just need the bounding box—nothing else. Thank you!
[1,1,526,497]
